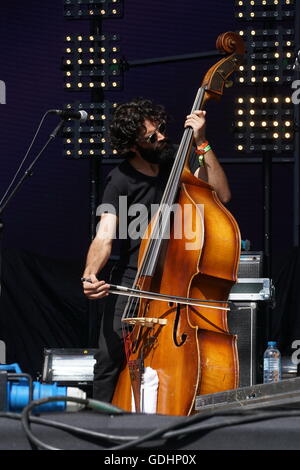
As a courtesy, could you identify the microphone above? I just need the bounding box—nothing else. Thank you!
[48,109,88,122]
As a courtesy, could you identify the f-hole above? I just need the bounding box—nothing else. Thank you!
[173,304,187,347]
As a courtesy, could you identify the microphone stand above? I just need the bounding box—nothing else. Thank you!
[0,118,65,294]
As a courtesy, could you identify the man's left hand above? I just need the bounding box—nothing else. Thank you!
[184,110,206,146]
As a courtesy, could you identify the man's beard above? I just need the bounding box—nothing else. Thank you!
[136,140,175,164]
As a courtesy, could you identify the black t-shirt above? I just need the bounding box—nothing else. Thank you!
[99,146,200,269]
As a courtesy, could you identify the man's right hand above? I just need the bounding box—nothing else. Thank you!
[82,274,110,300]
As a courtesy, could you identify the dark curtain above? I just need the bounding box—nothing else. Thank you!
[271,248,300,356]
[0,250,97,378]
[0,247,299,379]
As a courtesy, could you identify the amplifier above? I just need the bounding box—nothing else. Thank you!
[238,251,263,278]
[227,302,267,387]
[227,302,259,387]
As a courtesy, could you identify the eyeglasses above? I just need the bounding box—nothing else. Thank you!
[143,122,166,144]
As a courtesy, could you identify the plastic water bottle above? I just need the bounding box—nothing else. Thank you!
[263,341,281,383]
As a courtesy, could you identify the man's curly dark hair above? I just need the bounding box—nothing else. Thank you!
[109,98,167,157]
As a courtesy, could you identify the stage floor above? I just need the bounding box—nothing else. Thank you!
[1,407,300,451]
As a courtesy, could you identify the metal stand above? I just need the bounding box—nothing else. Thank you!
[263,152,272,340]
[87,18,105,347]
[293,0,300,247]
[123,50,222,69]
[89,18,104,241]
[0,119,65,294]
[0,120,64,218]
[263,152,272,279]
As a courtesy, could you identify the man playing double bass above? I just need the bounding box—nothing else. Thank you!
[82,97,231,403]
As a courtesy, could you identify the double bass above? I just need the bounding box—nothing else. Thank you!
[111,32,245,416]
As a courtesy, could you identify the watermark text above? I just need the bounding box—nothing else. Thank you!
[95,199,204,251]
[0,80,6,104]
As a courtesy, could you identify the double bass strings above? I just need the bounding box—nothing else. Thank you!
[137,87,205,278]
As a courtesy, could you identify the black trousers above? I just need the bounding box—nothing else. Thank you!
[93,267,136,402]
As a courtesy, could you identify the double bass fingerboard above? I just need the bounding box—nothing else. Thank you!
[138,86,206,278]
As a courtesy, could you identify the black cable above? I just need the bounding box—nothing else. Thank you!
[4,399,300,450]
[20,395,188,450]
[0,411,138,444]
[163,408,300,440]
[19,399,248,451]
[21,396,98,450]
[30,415,138,443]
[20,395,128,450]
[111,404,249,450]
[110,414,196,451]
[0,411,24,420]
[110,407,300,450]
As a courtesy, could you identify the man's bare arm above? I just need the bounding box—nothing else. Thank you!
[194,150,231,204]
[82,212,117,299]
[185,110,231,204]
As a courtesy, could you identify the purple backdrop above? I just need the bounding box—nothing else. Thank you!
[0,1,294,268]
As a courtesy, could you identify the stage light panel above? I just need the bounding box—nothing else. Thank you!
[234,96,294,153]
[63,34,122,90]
[237,27,294,85]
[235,0,294,21]
[42,349,98,384]
[64,0,123,19]
[62,101,119,159]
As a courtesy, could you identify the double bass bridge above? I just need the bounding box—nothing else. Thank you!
[123,317,168,328]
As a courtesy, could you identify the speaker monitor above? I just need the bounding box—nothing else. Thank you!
[238,251,263,278]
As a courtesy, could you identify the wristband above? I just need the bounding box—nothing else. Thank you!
[196,140,209,150]
[195,141,211,167]
[195,143,211,155]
